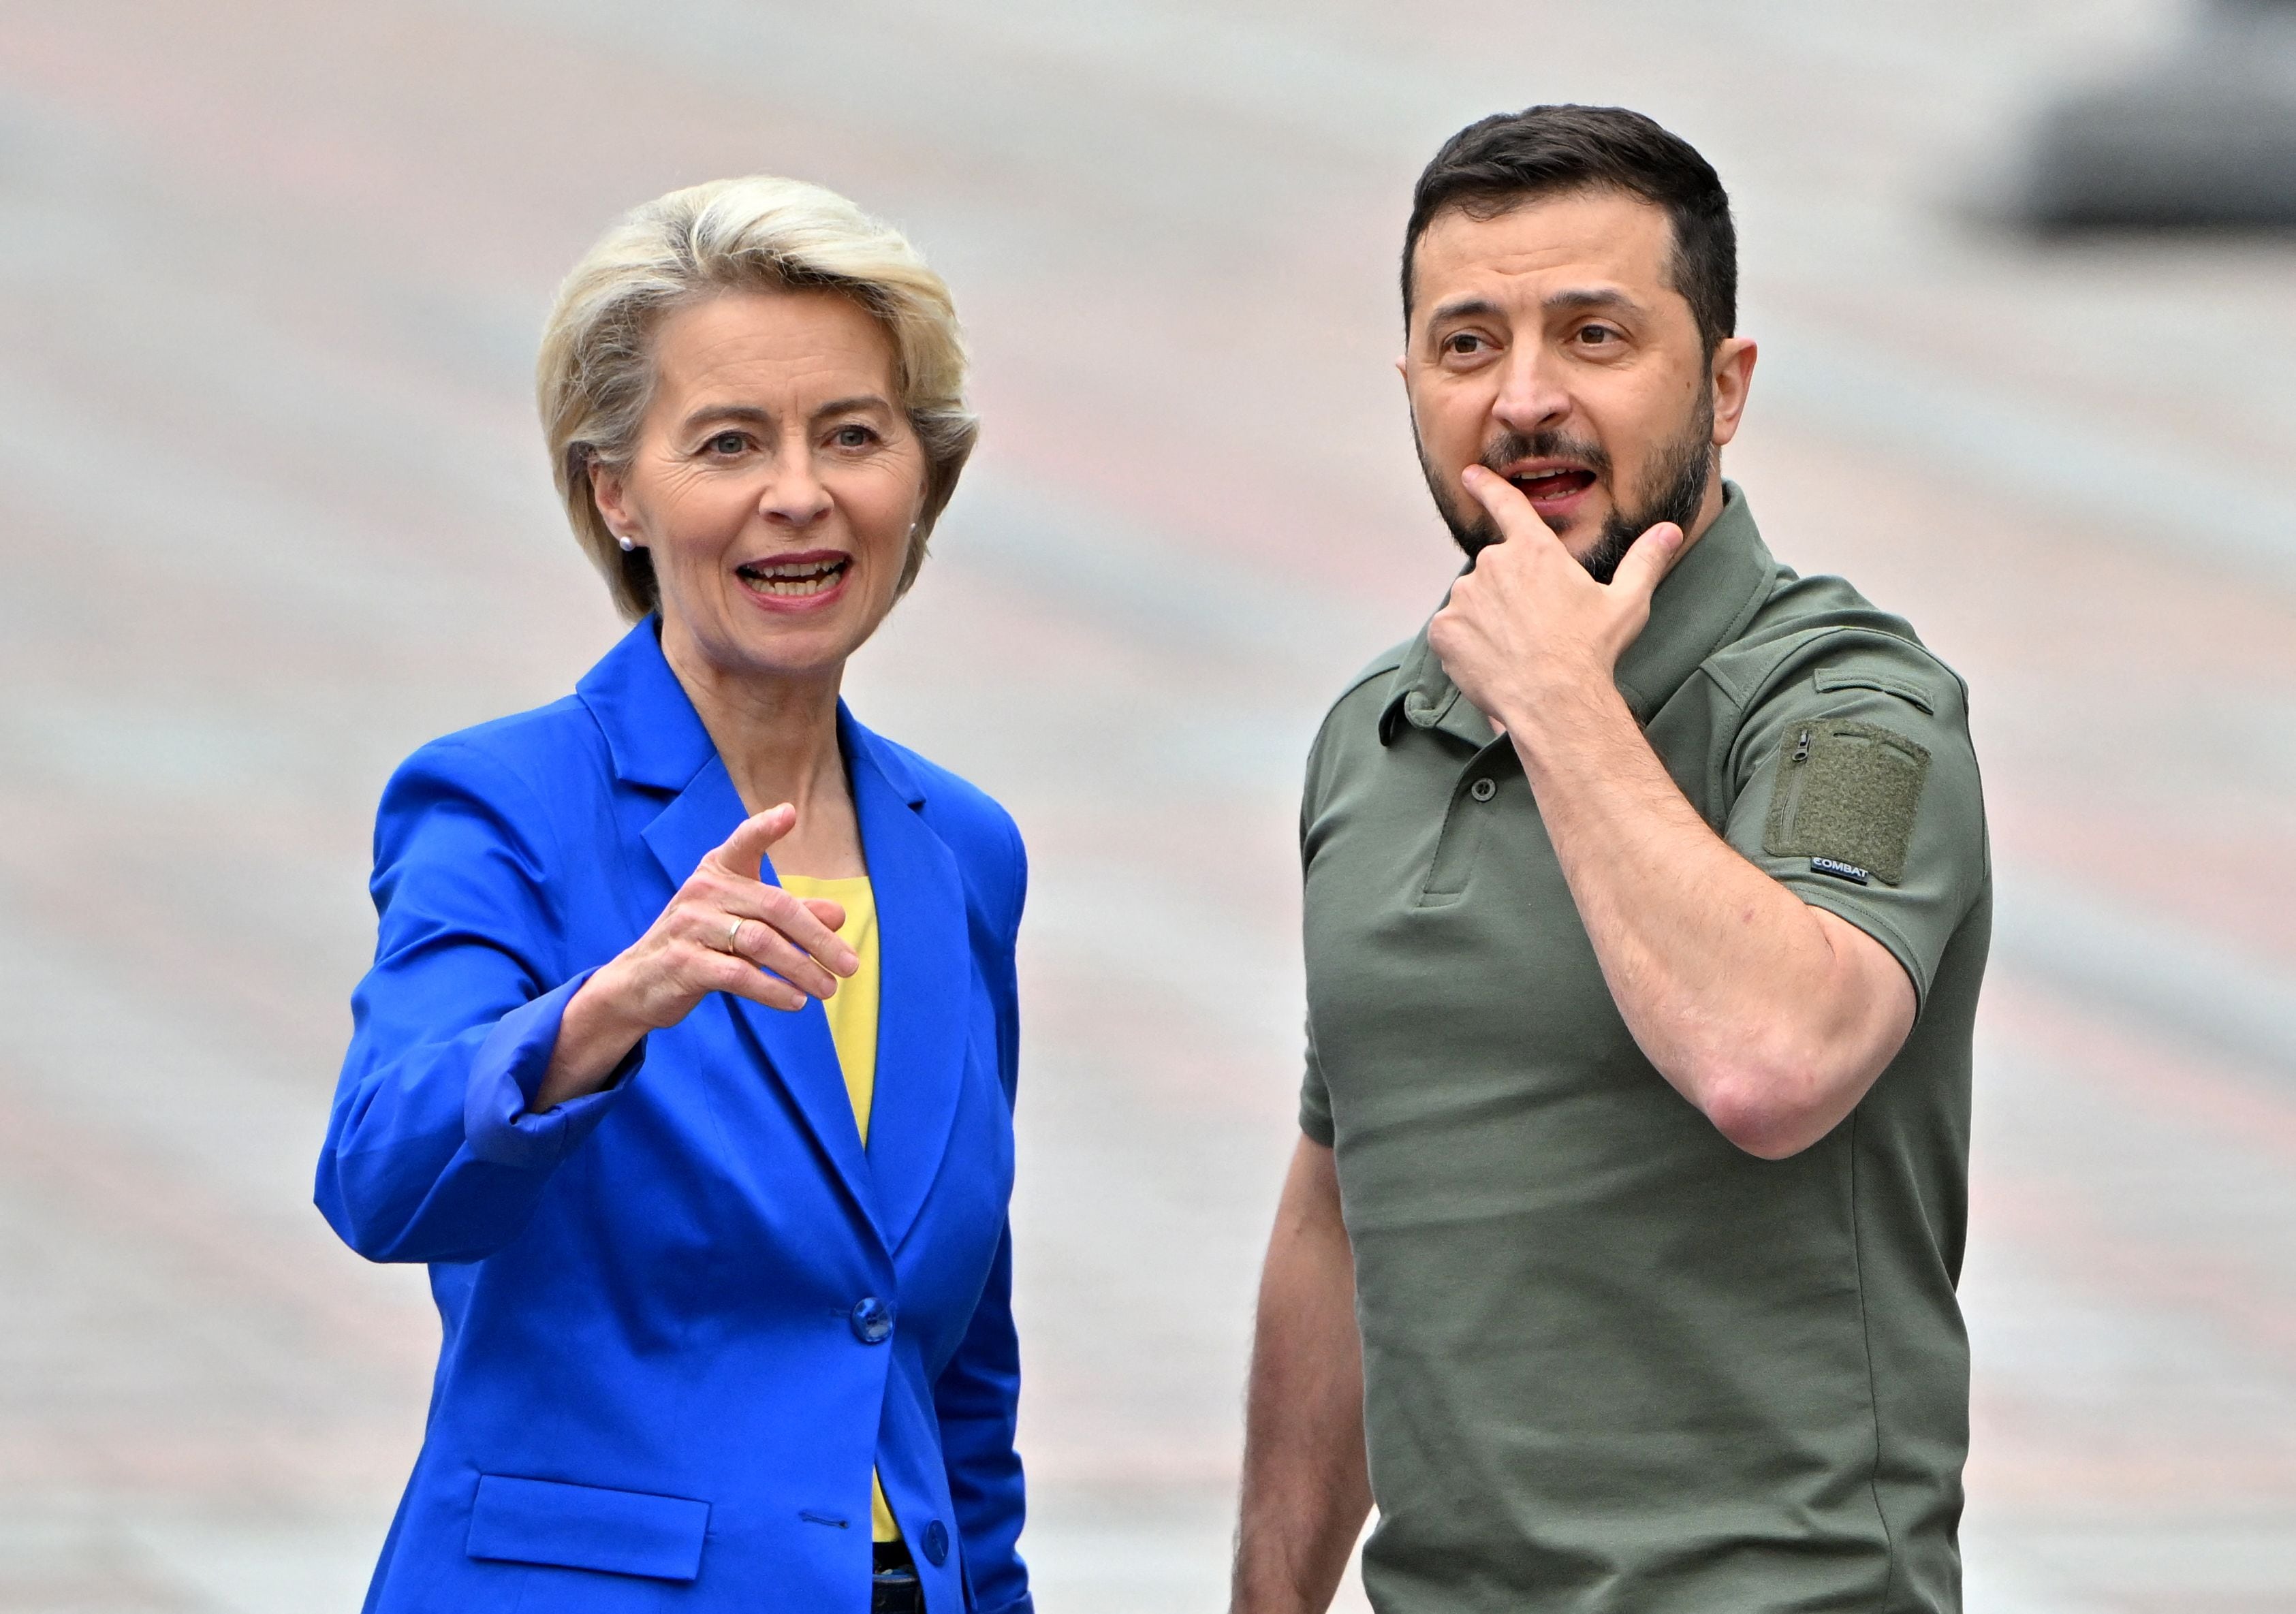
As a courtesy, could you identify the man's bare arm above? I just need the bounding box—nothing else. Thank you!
[1231,1136,1371,1614]
[1500,674,1914,1158]
[1431,467,1915,1159]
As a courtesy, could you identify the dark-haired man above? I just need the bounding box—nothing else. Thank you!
[1231,106,1990,1613]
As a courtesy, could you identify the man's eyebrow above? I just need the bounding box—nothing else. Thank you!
[1543,287,1646,318]
[1423,288,1648,332]
[1426,296,1504,328]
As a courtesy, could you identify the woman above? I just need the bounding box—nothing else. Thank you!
[317,177,1028,1614]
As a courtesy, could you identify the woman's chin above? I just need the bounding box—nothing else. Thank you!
[713,618,875,689]
[662,578,896,689]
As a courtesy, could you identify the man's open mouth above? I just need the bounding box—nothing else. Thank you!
[1505,466,1598,500]
[736,555,850,598]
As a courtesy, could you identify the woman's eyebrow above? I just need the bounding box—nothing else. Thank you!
[810,394,892,421]
[678,396,892,433]
[680,402,774,432]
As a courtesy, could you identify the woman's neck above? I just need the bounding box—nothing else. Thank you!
[661,627,864,876]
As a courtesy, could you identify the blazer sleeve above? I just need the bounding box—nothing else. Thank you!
[933,811,1031,1613]
[315,737,642,1265]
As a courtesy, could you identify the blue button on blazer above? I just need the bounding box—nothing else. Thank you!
[316,619,1030,1613]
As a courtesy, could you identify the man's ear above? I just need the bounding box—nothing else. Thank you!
[1709,336,1758,449]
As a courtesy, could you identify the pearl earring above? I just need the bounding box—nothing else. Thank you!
[617,535,636,552]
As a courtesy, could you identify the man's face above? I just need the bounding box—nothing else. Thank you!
[1402,188,1750,578]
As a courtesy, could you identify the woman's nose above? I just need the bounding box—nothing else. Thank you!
[758,458,834,527]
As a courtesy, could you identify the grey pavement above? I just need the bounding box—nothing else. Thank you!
[2,2,2293,1611]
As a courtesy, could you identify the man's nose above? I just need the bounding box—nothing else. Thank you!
[1490,347,1571,436]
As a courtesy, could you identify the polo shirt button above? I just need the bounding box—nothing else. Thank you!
[923,1519,949,1566]
[1469,777,1497,802]
[849,1297,894,1344]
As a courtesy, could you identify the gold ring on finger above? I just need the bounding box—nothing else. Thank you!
[725,917,745,953]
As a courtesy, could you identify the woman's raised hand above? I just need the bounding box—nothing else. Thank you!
[613,804,859,1022]
[536,805,859,1108]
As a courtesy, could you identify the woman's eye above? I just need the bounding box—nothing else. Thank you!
[832,424,875,449]
[706,431,748,455]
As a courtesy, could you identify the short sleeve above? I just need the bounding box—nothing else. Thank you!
[1300,1015,1335,1145]
[1298,700,1347,1149]
[1723,643,1988,1013]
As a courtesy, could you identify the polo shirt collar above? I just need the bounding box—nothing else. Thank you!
[1381,480,1776,744]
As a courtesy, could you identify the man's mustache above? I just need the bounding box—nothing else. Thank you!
[1479,430,1612,480]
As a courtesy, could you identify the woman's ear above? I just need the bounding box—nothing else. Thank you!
[589,458,640,548]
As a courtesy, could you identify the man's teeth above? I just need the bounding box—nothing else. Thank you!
[1512,469,1585,495]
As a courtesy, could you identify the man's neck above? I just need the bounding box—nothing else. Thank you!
[1678,471,1729,554]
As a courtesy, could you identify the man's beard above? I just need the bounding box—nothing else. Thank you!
[1419,398,1715,584]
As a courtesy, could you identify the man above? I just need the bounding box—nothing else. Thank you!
[1231,106,1990,1613]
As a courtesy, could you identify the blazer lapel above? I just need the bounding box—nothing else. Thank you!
[844,713,970,1254]
[642,755,883,1246]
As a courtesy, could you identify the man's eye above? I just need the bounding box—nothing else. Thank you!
[1577,325,1618,345]
[1443,333,1484,355]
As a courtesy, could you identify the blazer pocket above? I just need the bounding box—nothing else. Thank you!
[467,1473,710,1582]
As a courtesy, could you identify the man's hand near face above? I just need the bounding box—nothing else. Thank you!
[1429,462,1684,726]
[1428,468,1913,1161]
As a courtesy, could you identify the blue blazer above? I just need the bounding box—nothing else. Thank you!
[317,619,1030,1613]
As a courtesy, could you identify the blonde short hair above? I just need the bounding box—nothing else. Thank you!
[538,176,978,621]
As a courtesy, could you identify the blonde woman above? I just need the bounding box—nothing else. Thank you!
[317,178,1028,1614]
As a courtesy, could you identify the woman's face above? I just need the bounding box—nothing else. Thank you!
[593,288,927,691]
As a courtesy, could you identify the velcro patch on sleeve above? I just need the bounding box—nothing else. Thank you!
[1762,718,1931,886]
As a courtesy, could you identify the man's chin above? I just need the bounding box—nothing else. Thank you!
[1449,497,1606,558]
[1544,507,1626,570]
[1525,484,1605,539]
[1509,499,1638,583]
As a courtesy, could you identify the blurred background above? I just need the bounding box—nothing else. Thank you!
[4,1,2295,1609]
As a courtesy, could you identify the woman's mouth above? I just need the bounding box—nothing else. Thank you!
[736,554,850,599]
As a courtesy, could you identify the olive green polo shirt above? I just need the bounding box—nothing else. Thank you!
[1300,484,1990,1613]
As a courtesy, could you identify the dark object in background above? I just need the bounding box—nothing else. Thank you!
[2020,0,2296,228]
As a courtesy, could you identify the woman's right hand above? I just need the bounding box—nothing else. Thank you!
[534,805,859,1109]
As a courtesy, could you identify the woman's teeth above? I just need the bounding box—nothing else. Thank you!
[738,558,847,597]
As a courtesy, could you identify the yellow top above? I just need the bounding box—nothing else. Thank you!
[781,875,881,1142]
[776,874,896,1544]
